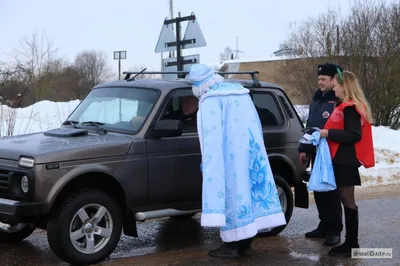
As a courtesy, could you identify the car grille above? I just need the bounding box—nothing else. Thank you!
[0,167,34,198]
[0,169,10,194]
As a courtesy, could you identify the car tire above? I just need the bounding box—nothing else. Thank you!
[0,223,36,243]
[258,174,294,237]
[47,189,122,265]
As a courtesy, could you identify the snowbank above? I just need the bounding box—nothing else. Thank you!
[359,126,400,187]
[0,100,399,188]
[0,100,80,136]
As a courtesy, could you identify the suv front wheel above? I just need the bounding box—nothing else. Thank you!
[47,189,122,265]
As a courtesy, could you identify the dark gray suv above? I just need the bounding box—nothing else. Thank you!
[0,71,309,265]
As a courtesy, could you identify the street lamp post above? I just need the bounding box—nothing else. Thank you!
[113,50,127,80]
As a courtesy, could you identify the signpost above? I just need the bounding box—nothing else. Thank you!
[162,54,199,80]
[114,50,127,80]
[154,12,206,79]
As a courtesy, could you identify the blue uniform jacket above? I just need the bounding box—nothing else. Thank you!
[298,89,337,154]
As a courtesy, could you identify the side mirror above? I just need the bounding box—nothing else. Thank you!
[153,119,183,138]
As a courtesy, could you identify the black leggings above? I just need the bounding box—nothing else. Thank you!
[338,186,357,210]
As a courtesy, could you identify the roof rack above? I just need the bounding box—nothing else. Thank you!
[218,71,261,87]
[124,68,148,81]
[122,70,261,87]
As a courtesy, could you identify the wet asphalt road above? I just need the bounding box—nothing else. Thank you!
[1,192,399,266]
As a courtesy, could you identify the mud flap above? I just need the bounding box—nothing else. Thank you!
[123,211,138,237]
[294,181,309,209]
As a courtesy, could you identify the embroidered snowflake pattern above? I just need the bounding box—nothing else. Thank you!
[237,205,251,219]
[236,194,243,202]
[247,128,278,210]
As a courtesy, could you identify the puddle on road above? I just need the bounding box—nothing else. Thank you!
[289,251,320,261]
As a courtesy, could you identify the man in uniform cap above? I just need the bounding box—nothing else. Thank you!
[299,63,344,246]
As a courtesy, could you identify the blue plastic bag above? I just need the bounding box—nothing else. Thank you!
[307,131,337,192]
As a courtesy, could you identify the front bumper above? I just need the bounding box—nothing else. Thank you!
[0,198,44,222]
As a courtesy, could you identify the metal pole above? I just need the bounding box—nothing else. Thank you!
[176,12,182,76]
[118,57,121,80]
[169,0,175,58]
[336,25,340,56]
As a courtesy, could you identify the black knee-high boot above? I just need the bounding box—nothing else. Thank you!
[238,237,253,256]
[208,237,254,258]
[328,206,359,257]
[208,241,240,259]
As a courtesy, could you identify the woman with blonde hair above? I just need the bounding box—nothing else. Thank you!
[319,69,375,257]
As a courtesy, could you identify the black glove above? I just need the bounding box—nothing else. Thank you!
[301,127,320,135]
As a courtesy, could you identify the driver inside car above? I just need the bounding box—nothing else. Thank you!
[163,96,198,128]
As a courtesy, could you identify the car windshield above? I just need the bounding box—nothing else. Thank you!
[66,86,160,134]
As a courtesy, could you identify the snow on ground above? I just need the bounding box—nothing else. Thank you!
[0,100,399,188]
[0,100,80,136]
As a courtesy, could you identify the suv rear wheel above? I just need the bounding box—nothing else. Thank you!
[47,189,122,265]
[0,222,36,242]
[259,174,294,236]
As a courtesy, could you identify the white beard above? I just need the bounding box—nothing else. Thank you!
[192,86,208,99]
[191,74,224,100]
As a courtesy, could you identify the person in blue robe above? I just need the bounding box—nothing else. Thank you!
[185,64,286,259]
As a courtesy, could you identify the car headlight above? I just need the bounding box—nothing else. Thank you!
[18,157,35,168]
[21,176,29,193]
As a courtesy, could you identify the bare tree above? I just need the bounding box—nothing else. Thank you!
[10,31,58,78]
[339,0,400,127]
[0,62,12,95]
[278,0,400,129]
[276,58,323,104]
[281,7,340,59]
[0,62,20,137]
[7,31,59,102]
[276,9,342,104]
[52,65,89,100]
[74,50,112,88]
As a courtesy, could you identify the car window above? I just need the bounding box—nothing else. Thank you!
[159,90,198,133]
[79,98,139,124]
[251,92,284,127]
[68,87,160,134]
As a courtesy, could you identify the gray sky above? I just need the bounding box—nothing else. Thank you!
[0,0,362,74]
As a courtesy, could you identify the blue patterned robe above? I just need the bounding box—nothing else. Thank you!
[197,82,286,242]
